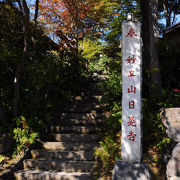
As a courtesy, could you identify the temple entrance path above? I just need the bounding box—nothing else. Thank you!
[15,73,107,180]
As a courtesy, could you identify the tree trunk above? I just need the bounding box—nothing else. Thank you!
[151,0,159,38]
[163,0,177,27]
[31,0,39,45]
[13,40,28,117]
[0,101,6,125]
[75,0,79,55]
[13,0,30,117]
[34,0,39,26]
[163,0,171,27]
[140,0,162,96]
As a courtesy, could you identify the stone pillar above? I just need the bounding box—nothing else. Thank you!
[121,21,142,162]
[112,21,150,180]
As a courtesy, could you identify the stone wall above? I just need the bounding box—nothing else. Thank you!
[160,108,180,179]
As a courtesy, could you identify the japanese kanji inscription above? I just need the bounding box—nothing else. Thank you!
[128,85,136,94]
[121,21,142,163]
[128,70,136,77]
[125,27,137,38]
[127,116,136,127]
[127,131,136,142]
[126,55,137,64]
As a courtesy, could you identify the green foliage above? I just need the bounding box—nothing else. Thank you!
[105,0,141,44]
[0,2,88,155]
[0,155,6,163]
[81,38,109,73]
[94,62,122,177]
[0,3,22,118]
[141,35,180,177]
[100,71,122,109]
[141,87,179,179]
[142,34,180,153]
[88,55,108,72]
[84,44,122,176]
[13,116,38,154]
[142,100,171,151]
[0,2,179,179]
[13,128,38,153]
[81,38,103,60]
[95,134,121,177]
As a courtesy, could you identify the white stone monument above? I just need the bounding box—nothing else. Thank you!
[121,21,142,162]
[112,18,150,180]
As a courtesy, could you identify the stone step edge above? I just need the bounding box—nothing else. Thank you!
[48,133,101,138]
[23,159,95,172]
[39,141,100,144]
[45,134,101,142]
[60,112,107,117]
[50,125,103,133]
[40,141,99,150]
[72,95,102,99]
[51,125,103,129]
[31,149,95,153]
[14,170,93,179]
[48,133,101,135]
[15,170,92,175]
[31,149,95,160]
[58,120,104,126]
[60,118,104,122]
[24,159,95,163]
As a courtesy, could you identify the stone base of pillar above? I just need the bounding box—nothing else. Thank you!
[112,161,150,180]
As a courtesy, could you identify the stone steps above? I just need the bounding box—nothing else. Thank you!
[62,95,106,113]
[51,125,103,134]
[72,95,102,101]
[63,105,102,113]
[23,159,95,172]
[60,118,103,126]
[75,89,102,96]
[41,141,99,151]
[15,170,93,180]
[60,112,104,121]
[65,99,102,108]
[73,83,102,94]
[15,75,105,179]
[60,119,103,126]
[31,150,95,161]
[45,134,101,142]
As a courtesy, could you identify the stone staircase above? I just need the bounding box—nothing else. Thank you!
[14,75,105,180]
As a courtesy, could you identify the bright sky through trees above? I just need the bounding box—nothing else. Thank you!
[28,0,180,27]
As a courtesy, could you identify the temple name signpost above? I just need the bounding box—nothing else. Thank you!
[112,15,150,180]
[121,18,142,163]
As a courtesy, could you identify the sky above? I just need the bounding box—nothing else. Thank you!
[159,14,180,27]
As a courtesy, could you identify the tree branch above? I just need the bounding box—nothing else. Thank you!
[34,0,39,27]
